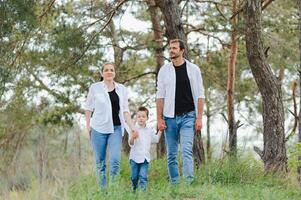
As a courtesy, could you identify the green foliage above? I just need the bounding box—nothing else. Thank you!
[0,0,38,36]
[288,142,301,172]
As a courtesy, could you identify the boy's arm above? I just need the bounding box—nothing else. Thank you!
[128,131,139,146]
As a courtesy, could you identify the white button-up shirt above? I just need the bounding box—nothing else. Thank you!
[83,81,130,135]
[129,126,161,163]
[156,59,205,118]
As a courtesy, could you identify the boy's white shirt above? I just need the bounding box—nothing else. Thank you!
[129,125,161,163]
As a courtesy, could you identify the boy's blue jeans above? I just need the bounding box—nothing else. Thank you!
[130,159,149,191]
[91,126,122,189]
[164,111,196,184]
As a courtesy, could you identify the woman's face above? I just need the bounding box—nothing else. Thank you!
[101,64,115,81]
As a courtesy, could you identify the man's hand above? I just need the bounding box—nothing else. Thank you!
[157,118,167,131]
[195,118,202,132]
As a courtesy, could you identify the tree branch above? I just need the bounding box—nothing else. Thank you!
[71,0,128,65]
[230,0,275,20]
[254,146,264,160]
[39,0,56,20]
[24,64,68,103]
[121,71,156,84]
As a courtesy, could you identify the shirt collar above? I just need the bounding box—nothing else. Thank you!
[137,124,147,129]
[100,81,120,90]
[168,59,191,68]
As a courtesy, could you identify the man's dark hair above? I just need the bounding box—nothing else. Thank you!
[169,39,185,50]
[137,106,149,117]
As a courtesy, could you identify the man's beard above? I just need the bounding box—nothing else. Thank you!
[169,53,179,59]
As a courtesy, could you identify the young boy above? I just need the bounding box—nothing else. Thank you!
[128,106,162,192]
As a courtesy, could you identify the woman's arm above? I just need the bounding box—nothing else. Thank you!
[124,111,136,132]
[85,110,92,139]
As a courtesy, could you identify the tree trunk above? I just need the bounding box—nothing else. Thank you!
[227,0,238,157]
[155,0,189,58]
[244,0,287,173]
[193,132,205,169]
[63,131,69,154]
[122,130,130,155]
[147,0,166,158]
[297,0,301,185]
[37,132,48,195]
[103,1,123,78]
[205,36,212,160]
[205,88,212,160]
[75,129,81,171]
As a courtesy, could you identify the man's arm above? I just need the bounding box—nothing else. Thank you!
[156,98,166,131]
[195,98,205,131]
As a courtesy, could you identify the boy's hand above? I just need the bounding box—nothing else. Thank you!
[131,129,139,139]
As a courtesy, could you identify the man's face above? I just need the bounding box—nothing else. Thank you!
[169,42,184,60]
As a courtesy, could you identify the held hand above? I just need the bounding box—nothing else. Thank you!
[157,118,167,131]
[195,118,202,132]
[131,129,139,140]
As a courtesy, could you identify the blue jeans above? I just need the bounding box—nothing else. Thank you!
[91,126,122,189]
[130,159,149,191]
[164,111,195,184]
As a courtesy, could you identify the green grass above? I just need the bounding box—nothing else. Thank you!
[67,156,301,200]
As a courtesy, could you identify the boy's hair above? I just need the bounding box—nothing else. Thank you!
[137,106,149,117]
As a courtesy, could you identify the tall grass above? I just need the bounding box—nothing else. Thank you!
[66,155,301,200]
[2,138,301,200]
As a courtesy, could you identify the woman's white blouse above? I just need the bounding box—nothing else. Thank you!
[83,81,130,135]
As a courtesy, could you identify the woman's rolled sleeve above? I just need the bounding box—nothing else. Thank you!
[83,86,95,111]
[122,86,130,112]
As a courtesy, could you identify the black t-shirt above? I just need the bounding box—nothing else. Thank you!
[108,89,121,126]
[174,62,195,116]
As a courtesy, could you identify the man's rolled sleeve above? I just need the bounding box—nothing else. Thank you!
[196,67,205,99]
[156,69,165,99]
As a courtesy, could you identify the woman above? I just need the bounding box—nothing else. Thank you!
[84,62,137,190]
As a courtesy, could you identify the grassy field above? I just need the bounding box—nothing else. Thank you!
[2,148,301,200]
[66,156,301,200]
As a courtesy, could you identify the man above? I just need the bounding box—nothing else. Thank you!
[156,39,205,184]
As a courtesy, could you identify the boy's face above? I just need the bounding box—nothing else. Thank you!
[136,111,148,127]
